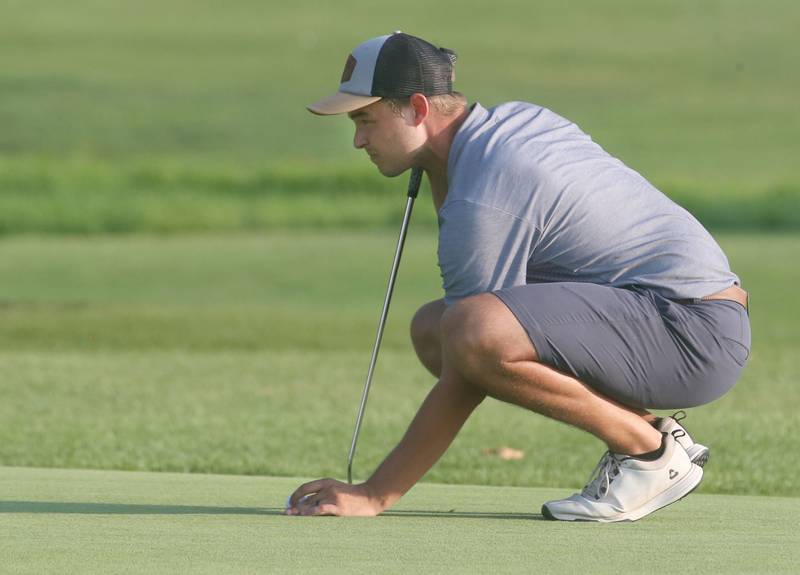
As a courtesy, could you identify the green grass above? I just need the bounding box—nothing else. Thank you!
[0,231,797,496]
[2,3,797,568]
[1,467,798,574]
[1,0,798,232]
[0,159,798,234]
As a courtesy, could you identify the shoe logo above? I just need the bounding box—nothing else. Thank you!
[669,469,679,480]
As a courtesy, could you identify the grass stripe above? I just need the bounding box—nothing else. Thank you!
[1,466,798,574]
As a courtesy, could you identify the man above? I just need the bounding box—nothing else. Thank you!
[286,32,750,522]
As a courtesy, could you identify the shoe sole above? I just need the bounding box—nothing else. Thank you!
[687,443,710,468]
[542,463,704,523]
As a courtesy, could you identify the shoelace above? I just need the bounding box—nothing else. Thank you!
[671,410,687,423]
[581,451,623,501]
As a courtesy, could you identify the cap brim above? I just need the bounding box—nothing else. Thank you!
[307,92,382,116]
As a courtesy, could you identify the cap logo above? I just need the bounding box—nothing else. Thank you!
[341,54,357,83]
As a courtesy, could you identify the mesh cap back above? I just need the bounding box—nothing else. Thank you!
[372,33,456,98]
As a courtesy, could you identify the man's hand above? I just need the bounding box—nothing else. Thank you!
[285,478,382,517]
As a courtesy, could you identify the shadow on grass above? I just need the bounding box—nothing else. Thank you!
[383,509,545,521]
[0,501,280,515]
[0,501,545,520]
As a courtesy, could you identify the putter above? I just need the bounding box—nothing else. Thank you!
[347,166,423,484]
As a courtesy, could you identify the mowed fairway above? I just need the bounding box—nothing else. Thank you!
[0,231,797,492]
[1,467,798,574]
[2,0,798,571]
[0,231,798,571]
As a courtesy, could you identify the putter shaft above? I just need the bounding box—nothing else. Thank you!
[347,167,422,484]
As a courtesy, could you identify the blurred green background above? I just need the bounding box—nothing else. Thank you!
[1,0,798,232]
[1,1,798,496]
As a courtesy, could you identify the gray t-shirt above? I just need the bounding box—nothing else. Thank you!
[438,102,739,304]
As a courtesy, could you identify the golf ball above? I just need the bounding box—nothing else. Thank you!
[285,494,313,510]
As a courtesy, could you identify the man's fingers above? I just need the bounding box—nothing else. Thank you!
[295,495,317,513]
[310,503,340,516]
[288,478,336,507]
[297,499,339,516]
[285,481,376,517]
[286,493,320,516]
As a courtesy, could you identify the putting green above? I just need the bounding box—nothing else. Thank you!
[1,467,796,574]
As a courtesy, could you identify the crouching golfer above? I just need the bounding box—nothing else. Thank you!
[286,32,750,522]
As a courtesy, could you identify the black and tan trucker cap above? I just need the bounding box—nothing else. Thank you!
[307,32,457,115]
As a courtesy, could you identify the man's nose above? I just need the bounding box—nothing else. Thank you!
[353,128,367,149]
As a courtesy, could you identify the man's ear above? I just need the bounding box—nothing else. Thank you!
[408,93,430,126]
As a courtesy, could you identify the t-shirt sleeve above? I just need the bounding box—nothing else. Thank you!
[438,200,534,305]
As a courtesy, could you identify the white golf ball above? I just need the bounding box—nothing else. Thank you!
[286,494,313,510]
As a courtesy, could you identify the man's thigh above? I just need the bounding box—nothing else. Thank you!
[493,282,747,410]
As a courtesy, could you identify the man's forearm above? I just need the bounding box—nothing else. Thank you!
[364,374,485,511]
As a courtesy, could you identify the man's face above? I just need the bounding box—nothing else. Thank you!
[348,100,423,177]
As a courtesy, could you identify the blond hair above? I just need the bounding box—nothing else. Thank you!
[385,92,467,118]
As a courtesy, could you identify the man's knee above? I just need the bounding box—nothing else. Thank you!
[410,299,447,377]
[441,293,538,377]
[410,299,446,349]
[410,300,444,346]
[441,295,496,374]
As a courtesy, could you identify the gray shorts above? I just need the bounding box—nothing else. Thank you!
[494,282,751,410]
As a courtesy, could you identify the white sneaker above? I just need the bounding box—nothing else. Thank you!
[542,433,703,522]
[655,411,710,467]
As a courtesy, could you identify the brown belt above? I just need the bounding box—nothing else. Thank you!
[701,285,749,311]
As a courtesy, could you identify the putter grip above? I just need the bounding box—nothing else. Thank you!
[407,167,423,199]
